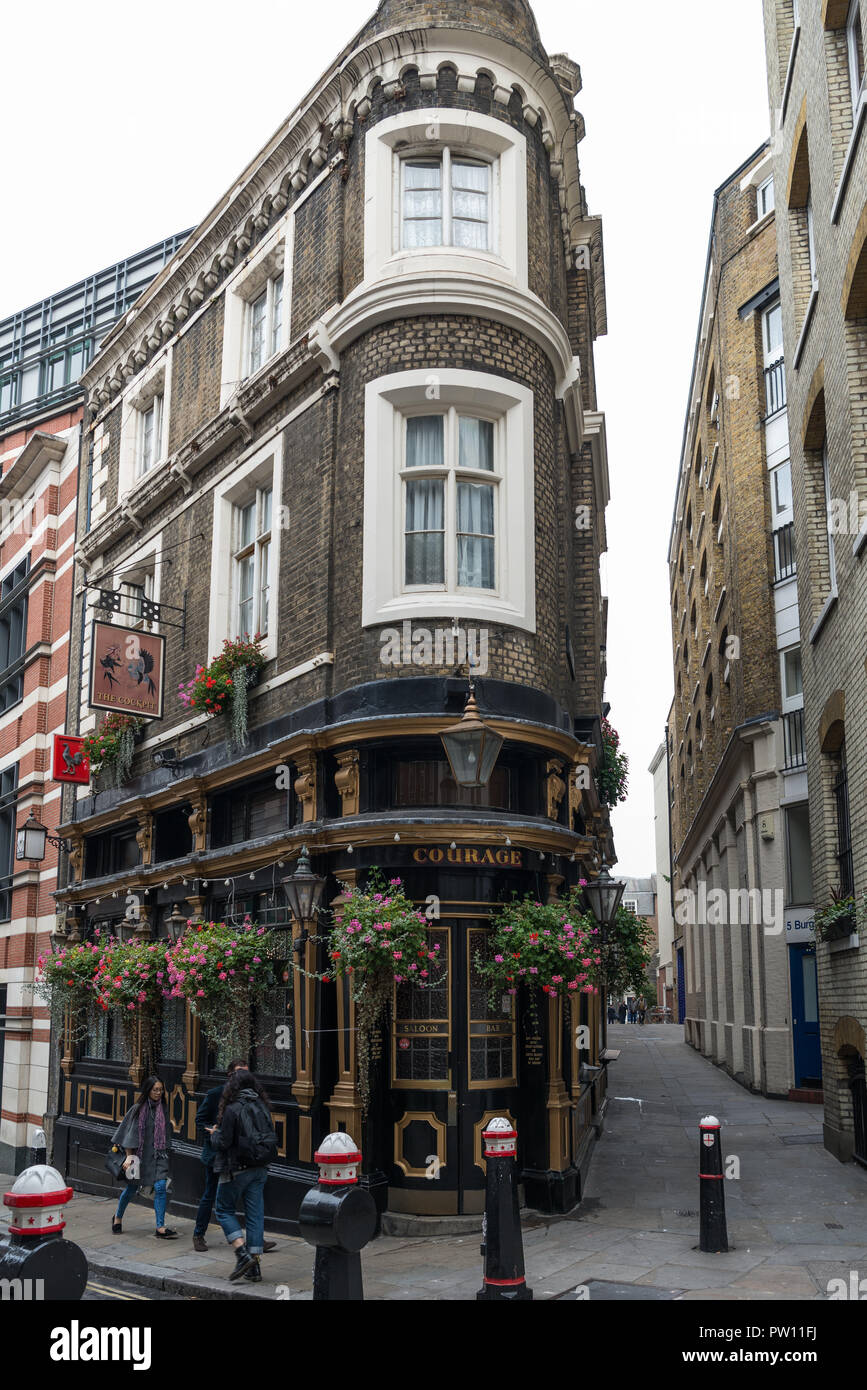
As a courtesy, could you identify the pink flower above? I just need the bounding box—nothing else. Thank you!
[252,956,262,964]
[393,951,402,960]
[420,970,428,979]
[196,989,205,996]
[219,972,227,980]
[494,954,504,963]
[127,1003,135,1011]
[137,990,147,1002]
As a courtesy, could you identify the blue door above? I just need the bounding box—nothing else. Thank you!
[789,944,822,1087]
[676,948,686,1023]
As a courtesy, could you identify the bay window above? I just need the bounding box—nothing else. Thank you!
[404,412,497,591]
[401,154,492,251]
[363,369,534,631]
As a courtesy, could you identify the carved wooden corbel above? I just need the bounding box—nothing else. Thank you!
[334,748,360,817]
[187,799,207,853]
[135,814,154,867]
[294,750,318,823]
[67,835,85,885]
[546,758,566,822]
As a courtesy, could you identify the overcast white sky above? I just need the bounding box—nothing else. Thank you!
[3,1,771,875]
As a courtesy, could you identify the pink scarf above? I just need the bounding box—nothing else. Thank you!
[137,1098,167,1154]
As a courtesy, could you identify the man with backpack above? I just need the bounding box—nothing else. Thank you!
[212,1068,279,1282]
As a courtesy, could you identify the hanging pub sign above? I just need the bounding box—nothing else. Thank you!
[52,734,90,785]
[88,621,165,719]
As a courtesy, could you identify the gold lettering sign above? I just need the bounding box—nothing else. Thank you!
[411,846,523,868]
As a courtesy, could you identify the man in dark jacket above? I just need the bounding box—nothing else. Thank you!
[193,1060,275,1255]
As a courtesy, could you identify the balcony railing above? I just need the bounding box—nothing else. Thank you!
[773,521,796,581]
[764,357,787,418]
[783,707,806,770]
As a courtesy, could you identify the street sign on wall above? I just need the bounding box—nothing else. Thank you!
[88,621,165,719]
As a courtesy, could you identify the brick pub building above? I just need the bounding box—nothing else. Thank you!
[52,0,617,1223]
[0,234,187,1171]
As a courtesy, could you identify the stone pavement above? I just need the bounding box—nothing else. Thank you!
[3,1024,865,1299]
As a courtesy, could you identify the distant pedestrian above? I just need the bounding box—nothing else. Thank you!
[618,1002,627,1024]
[110,1075,177,1239]
[627,998,636,1024]
[607,1003,616,1024]
[212,1068,279,1282]
[637,997,646,1025]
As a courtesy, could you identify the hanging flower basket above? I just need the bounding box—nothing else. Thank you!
[596,717,629,807]
[475,894,603,1023]
[814,893,864,944]
[178,635,265,748]
[164,918,275,1058]
[83,713,147,789]
[317,872,444,1115]
[34,937,107,1040]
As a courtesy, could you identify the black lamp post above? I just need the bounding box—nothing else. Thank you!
[440,680,504,789]
[283,845,326,954]
[16,812,72,863]
[582,858,625,944]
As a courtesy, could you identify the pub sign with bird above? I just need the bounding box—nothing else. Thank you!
[52,734,90,785]
[88,620,165,719]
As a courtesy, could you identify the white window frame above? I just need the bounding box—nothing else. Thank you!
[219,220,291,410]
[364,109,528,288]
[209,435,283,663]
[137,393,163,479]
[780,645,804,712]
[399,149,494,253]
[401,407,500,595]
[362,369,535,632]
[763,300,784,365]
[232,485,273,639]
[246,273,284,377]
[758,175,775,218]
[848,0,865,112]
[118,352,171,498]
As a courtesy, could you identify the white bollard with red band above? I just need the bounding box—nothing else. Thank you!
[477,1117,532,1301]
[1,1164,88,1299]
[298,1132,378,1300]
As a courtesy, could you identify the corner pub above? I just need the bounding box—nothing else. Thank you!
[48,0,619,1227]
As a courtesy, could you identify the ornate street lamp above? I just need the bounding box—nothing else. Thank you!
[582,858,625,942]
[440,680,504,789]
[16,811,72,863]
[164,903,189,943]
[282,845,326,955]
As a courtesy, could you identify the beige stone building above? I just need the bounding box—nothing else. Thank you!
[761,0,867,1165]
[667,144,819,1100]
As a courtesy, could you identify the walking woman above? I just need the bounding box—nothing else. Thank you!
[212,1068,278,1282]
[110,1075,178,1239]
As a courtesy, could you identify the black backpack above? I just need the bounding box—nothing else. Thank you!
[236,1096,278,1167]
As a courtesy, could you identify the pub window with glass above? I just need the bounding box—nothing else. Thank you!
[232,485,272,638]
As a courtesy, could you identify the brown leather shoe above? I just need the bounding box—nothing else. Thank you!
[263,1240,277,1253]
[193,1235,208,1252]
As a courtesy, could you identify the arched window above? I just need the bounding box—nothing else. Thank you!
[712,487,722,533]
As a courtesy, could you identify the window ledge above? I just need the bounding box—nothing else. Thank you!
[744,208,775,240]
[831,92,866,225]
[792,286,818,371]
[853,525,867,559]
[808,589,838,645]
[828,932,860,954]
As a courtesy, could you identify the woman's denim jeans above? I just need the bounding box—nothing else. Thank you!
[115,1179,167,1228]
[215,1167,267,1254]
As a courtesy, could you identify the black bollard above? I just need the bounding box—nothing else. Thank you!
[698,1115,729,1253]
[298,1133,377,1301]
[0,1165,88,1300]
[477,1117,532,1301]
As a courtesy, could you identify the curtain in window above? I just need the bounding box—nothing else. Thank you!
[406,479,445,584]
[459,417,494,471]
[406,415,444,468]
[452,161,490,249]
[404,162,442,247]
[457,482,495,589]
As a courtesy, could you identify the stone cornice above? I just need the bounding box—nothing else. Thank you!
[82,22,600,413]
[322,267,576,384]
